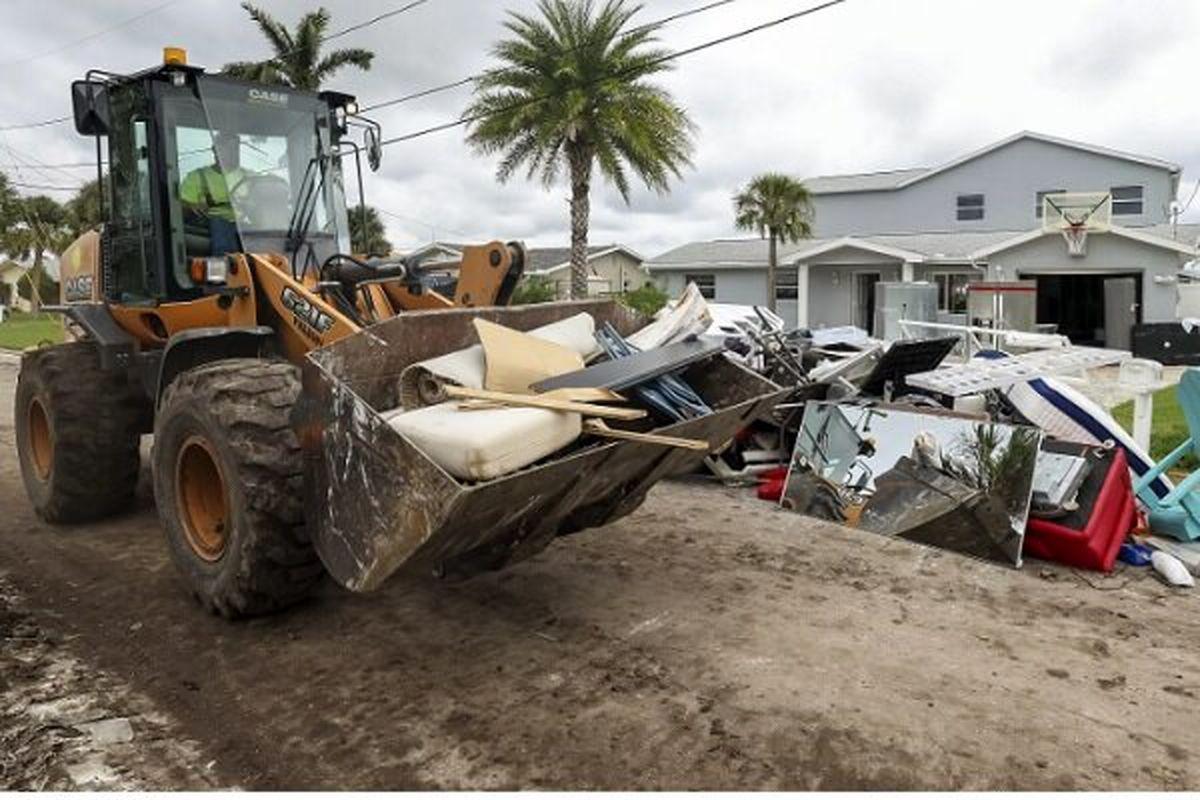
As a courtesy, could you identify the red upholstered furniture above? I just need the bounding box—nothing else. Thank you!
[1024,446,1135,573]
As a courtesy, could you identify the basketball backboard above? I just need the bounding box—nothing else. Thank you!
[1042,192,1112,257]
[1042,192,1113,233]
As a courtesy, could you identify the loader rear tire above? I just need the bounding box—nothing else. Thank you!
[152,360,323,618]
[15,342,148,524]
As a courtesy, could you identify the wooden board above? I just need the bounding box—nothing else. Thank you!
[444,385,646,421]
[583,419,710,451]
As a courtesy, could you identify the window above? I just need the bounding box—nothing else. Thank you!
[957,194,985,221]
[686,274,716,299]
[1111,185,1144,216]
[1036,189,1066,219]
[775,270,798,301]
[934,273,973,314]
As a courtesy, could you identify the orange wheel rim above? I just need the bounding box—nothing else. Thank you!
[27,398,52,481]
[175,436,229,562]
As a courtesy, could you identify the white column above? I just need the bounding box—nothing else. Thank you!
[1132,391,1155,451]
[796,263,810,329]
[902,261,916,283]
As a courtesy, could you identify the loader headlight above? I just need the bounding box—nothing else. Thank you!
[205,257,229,284]
[189,257,229,285]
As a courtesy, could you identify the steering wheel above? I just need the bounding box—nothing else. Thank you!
[228,173,292,230]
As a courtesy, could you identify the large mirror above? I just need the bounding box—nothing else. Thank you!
[784,402,1042,566]
[71,80,110,136]
[364,126,382,172]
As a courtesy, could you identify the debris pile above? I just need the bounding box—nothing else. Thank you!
[382,305,726,481]
[646,282,1200,588]
[300,298,786,591]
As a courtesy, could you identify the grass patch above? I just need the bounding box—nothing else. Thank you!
[0,312,65,351]
[1112,385,1196,471]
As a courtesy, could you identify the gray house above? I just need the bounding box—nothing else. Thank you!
[647,132,1199,346]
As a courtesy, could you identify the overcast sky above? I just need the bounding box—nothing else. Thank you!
[0,0,1198,257]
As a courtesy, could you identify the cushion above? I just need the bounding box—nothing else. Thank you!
[384,403,581,482]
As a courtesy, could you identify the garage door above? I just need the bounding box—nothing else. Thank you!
[1021,272,1141,347]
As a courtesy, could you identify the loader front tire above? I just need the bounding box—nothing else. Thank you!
[15,342,148,524]
[152,360,323,618]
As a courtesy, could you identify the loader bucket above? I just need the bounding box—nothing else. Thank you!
[295,300,788,592]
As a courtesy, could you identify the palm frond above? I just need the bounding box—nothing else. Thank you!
[463,0,694,297]
[315,48,374,83]
[221,59,289,87]
[733,173,815,243]
[240,2,293,58]
[231,3,368,90]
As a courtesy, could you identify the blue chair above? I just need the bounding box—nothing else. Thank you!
[1134,368,1200,542]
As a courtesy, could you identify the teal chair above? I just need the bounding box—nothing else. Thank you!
[1134,368,1200,542]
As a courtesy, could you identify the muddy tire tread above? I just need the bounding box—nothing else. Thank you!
[154,359,321,618]
[16,342,148,524]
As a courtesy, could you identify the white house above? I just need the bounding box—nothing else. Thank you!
[647,132,1200,347]
[0,261,33,313]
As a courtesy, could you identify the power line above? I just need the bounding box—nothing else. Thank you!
[8,181,82,192]
[0,0,433,134]
[379,0,848,147]
[0,142,92,186]
[376,207,477,241]
[0,0,186,69]
[321,0,433,44]
[0,162,100,170]
[0,116,71,133]
[361,0,742,113]
[231,0,434,68]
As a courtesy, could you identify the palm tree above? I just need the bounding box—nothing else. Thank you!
[464,0,695,299]
[733,173,815,313]
[222,3,374,91]
[349,205,393,256]
[2,195,72,310]
[65,176,108,237]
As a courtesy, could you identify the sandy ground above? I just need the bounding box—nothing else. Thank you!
[1,356,1198,790]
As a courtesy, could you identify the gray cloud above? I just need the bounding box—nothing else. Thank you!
[2,0,1199,259]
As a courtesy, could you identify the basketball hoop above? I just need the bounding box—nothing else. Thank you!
[1043,192,1111,258]
[1062,224,1088,257]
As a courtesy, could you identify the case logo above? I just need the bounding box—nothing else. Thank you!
[63,275,94,302]
[281,286,334,342]
[248,88,289,107]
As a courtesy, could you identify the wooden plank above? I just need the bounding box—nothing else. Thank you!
[457,387,626,412]
[444,385,646,421]
[544,387,627,404]
[583,419,710,451]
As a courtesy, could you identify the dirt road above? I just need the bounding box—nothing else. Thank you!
[1,356,1198,790]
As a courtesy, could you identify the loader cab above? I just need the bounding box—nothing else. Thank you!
[72,53,377,305]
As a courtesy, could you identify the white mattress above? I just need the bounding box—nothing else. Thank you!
[1002,375,1173,502]
[397,312,599,409]
[384,403,581,482]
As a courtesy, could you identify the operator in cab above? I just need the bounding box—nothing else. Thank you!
[179,130,249,257]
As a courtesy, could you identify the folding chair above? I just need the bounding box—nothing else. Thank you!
[1134,368,1200,542]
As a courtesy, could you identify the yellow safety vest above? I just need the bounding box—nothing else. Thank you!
[180,166,246,223]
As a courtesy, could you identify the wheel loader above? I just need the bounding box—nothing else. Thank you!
[14,50,785,618]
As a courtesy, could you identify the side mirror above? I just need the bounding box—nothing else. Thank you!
[365,127,382,172]
[71,80,110,136]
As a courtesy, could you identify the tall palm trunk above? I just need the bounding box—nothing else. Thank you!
[29,249,45,313]
[766,230,778,314]
[567,146,592,301]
